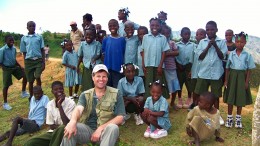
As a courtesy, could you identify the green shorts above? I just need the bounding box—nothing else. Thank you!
[24,59,43,82]
[2,66,24,88]
[177,69,192,92]
[190,78,197,92]
[194,78,223,97]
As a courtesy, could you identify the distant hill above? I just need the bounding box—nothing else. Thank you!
[172,31,260,64]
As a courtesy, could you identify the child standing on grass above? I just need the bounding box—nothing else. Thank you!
[186,92,224,145]
[189,28,206,110]
[0,35,29,110]
[224,32,255,128]
[175,27,196,109]
[78,29,102,92]
[62,40,81,99]
[142,18,169,99]
[124,21,139,65]
[194,21,228,125]
[161,25,180,110]
[117,63,145,125]
[20,21,45,101]
[137,26,148,78]
[141,80,171,139]
[102,19,126,88]
[0,86,49,146]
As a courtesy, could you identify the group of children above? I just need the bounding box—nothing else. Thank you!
[0,8,256,145]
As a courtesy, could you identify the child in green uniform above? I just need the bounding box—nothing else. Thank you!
[0,35,29,110]
[224,32,255,128]
[20,21,45,101]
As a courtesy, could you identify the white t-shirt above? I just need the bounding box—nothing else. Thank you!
[46,97,75,125]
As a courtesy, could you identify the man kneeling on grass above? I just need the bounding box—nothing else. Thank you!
[24,81,76,146]
[0,86,49,146]
[60,64,125,146]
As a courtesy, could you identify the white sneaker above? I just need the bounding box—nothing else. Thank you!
[134,114,140,125]
[21,91,30,98]
[144,126,151,138]
[68,96,74,100]
[150,129,168,139]
[138,115,144,125]
[3,103,12,110]
[73,93,79,98]
[219,115,225,126]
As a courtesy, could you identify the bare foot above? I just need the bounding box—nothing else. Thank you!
[216,136,224,142]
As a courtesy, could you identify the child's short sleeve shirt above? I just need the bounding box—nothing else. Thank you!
[78,41,102,69]
[0,44,16,67]
[142,33,170,67]
[226,49,256,70]
[124,35,139,64]
[176,41,196,65]
[20,34,44,59]
[117,76,145,98]
[197,37,228,80]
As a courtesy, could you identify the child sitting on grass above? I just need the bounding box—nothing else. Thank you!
[186,92,224,146]
[0,86,49,146]
[141,80,171,139]
[117,63,145,125]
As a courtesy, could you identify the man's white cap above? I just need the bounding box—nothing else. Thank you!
[92,64,109,74]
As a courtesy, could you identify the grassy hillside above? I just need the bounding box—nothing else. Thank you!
[0,55,259,146]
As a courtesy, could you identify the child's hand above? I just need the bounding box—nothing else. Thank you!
[207,41,212,48]
[57,93,65,108]
[157,67,163,76]
[186,127,192,137]
[215,137,224,143]
[71,65,76,70]
[211,39,218,48]
[188,71,191,78]
[224,80,228,88]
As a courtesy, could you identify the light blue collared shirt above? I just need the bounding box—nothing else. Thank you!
[118,21,140,37]
[197,36,228,80]
[190,44,201,79]
[176,41,196,65]
[124,35,139,64]
[78,41,102,69]
[0,44,16,67]
[62,50,78,67]
[28,95,49,127]
[137,43,144,76]
[142,33,170,67]
[226,49,256,70]
[20,34,44,59]
[117,76,145,98]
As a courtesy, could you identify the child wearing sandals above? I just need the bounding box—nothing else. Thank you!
[141,80,171,139]
[186,92,224,145]
[117,63,145,125]
[224,32,255,128]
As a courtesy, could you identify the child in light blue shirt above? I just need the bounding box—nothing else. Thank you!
[0,86,49,146]
[175,27,196,109]
[141,18,169,98]
[137,26,148,77]
[117,63,145,125]
[124,21,139,65]
[78,29,102,91]
[20,21,45,100]
[194,21,227,125]
[224,32,255,128]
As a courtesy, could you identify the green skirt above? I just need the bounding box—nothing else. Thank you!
[223,69,252,106]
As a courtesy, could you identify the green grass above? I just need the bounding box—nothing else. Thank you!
[0,63,258,146]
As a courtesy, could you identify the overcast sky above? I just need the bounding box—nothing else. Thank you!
[1,0,259,38]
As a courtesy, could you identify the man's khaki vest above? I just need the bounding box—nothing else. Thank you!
[80,86,118,126]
